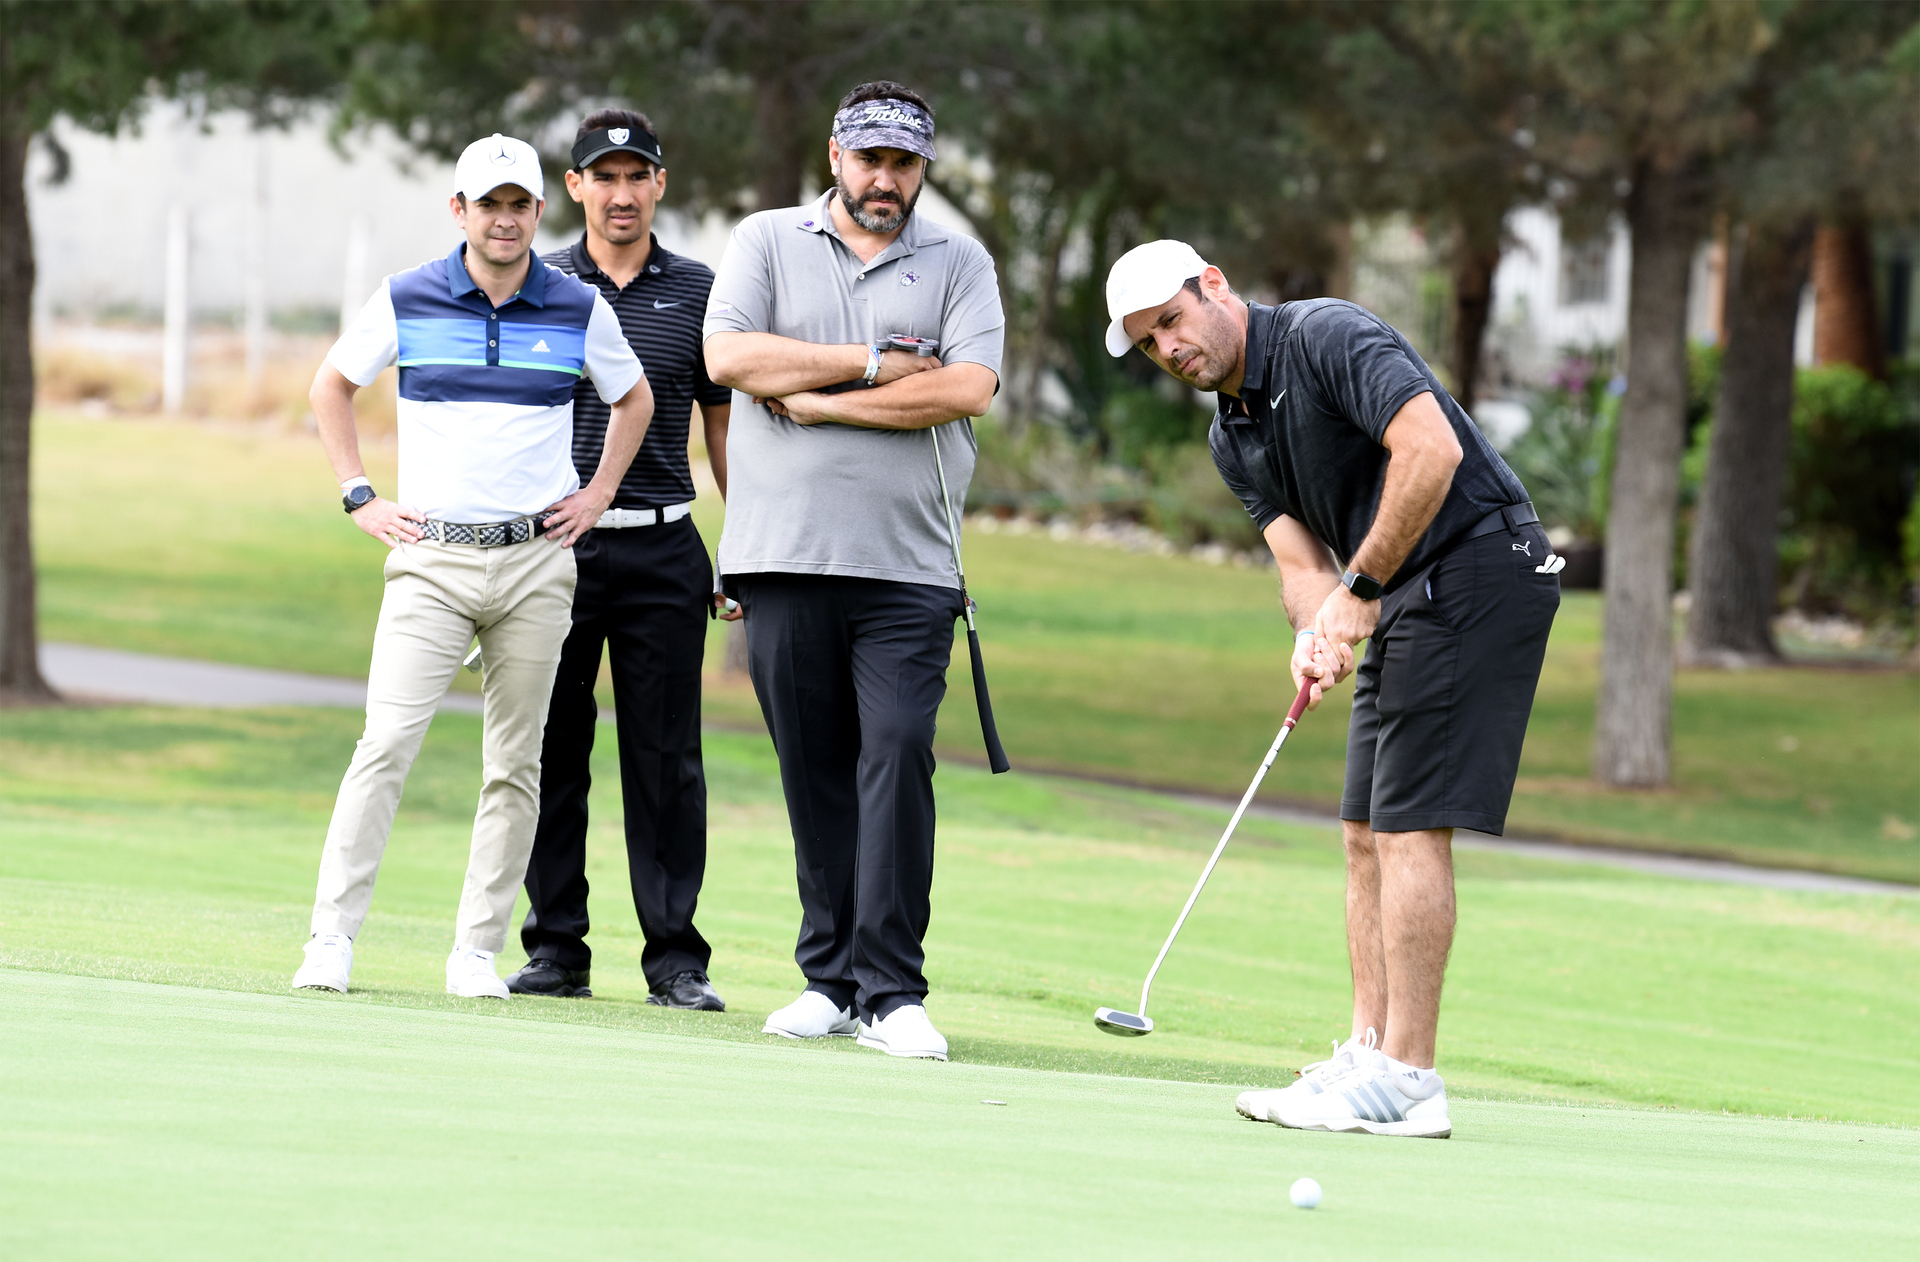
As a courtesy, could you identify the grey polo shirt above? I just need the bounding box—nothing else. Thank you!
[704,192,1005,589]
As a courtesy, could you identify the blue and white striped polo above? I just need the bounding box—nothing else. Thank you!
[328,243,644,523]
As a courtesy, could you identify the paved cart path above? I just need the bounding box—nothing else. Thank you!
[37,641,1916,898]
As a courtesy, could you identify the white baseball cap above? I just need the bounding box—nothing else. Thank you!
[1104,239,1210,357]
[453,133,545,202]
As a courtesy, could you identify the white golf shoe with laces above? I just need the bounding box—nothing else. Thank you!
[1273,1050,1451,1138]
[856,1004,949,1060]
[291,933,353,993]
[1235,1027,1378,1123]
[445,946,511,999]
[762,990,859,1039]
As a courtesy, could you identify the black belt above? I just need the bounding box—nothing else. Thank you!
[1460,502,1540,542]
[421,512,554,547]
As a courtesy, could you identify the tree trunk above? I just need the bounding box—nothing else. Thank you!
[1681,218,1814,667]
[0,120,55,703]
[1448,220,1502,413]
[1592,162,1704,787]
[752,70,805,212]
[1811,220,1883,380]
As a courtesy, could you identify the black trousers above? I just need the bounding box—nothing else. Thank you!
[520,518,713,984]
[734,573,963,1021]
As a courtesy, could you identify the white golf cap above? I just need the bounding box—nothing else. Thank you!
[453,133,545,202]
[1104,239,1210,357]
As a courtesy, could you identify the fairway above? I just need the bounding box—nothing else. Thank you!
[5,969,1916,1261]
[30,412,1920,881]
[13,414,1920,1257]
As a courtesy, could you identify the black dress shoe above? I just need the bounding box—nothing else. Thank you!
[505,958,592,998]
[647,970,726,1011]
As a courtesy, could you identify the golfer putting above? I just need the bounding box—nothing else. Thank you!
[1104,241,1559,1138]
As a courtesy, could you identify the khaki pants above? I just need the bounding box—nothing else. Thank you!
[310,536,576,952]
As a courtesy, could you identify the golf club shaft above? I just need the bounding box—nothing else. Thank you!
[1135,678,1316,1019]
[934,423,1011,774]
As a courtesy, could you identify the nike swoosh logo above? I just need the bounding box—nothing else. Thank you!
[653,300,681,309]
[1270,389,1286,411]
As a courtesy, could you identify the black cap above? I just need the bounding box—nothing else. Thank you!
[571,126,665,172]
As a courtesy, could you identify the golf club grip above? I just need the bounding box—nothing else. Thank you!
[1286,677,1315,725]
[967,626,1011,774]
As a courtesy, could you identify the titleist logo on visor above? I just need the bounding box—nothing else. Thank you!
[832,98,937,159]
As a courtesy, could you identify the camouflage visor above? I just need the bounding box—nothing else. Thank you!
[831,98,936,162]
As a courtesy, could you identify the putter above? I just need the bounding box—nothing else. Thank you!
[1094,676,1317,1036]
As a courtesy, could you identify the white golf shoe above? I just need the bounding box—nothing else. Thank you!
[445,946,511,999]
[762,990,858,1039]
[856,1004,949,1061]
[1272,1051,1451,1138]
[1235,1027,1378,1123]
[291,933,353,993]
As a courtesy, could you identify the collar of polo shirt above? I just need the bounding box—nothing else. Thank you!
[447,241,550,306]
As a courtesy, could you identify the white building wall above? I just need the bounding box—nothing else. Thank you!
[1486,206,1632,388]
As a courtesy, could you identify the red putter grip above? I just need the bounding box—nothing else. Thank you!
[1284,677,1315,727]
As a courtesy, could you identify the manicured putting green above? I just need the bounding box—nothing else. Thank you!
[3,969,1914,1261]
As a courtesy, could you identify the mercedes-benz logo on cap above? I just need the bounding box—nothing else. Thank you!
[608,128,630,144]
[490,137,514,165]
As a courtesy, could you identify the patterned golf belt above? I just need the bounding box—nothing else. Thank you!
[420,512,555,547]
[595,502,693,529]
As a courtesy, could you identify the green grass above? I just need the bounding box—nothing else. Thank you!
[7,970,1917,1262]
[3,704,1918,1258]
[3,704,1916,1126]
[31,410,1920,880]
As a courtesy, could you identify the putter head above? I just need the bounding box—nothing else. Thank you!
[1094,1007,1152,1036]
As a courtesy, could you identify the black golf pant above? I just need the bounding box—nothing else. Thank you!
[735,573,963,1022]
[520,518,712,985]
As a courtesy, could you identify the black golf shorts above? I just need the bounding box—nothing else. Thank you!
[1340,520,1560,836]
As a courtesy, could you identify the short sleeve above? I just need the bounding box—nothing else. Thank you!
[582,295,644,404]
[1297,305,1431,443]
[1209,418,1283,532]
[934,240,1005,379]
[703,214,775,339]
[685,274,732,406]
[326,281,398,387]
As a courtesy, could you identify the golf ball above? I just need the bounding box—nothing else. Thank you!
[1289,1177,1322,1209]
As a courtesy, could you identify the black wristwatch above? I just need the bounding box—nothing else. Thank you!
[342,484,378,514]
[1341,569,1383,601]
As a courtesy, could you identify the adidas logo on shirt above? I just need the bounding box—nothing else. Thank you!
[531,339,550,352]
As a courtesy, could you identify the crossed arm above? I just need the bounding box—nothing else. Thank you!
[704,331,997,430]
[1264,390,1462,709]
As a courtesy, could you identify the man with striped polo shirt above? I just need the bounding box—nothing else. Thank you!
[504,109,737,1010]
[291,133,653,1000]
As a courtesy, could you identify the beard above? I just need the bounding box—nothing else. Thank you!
[1175,299,1242,391]
[836,176,920,233]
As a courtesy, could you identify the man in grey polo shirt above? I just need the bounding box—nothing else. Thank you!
[704,80,1004,1061]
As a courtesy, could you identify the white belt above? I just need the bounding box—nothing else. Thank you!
[596,502,693,529]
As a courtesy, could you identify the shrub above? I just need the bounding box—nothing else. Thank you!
[1501,348,1619,542]
[1143,442,1262,550]
[1779,363,1919,621]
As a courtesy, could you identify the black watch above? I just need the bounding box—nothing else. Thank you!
[342,484,378,514]
[1341,569,1383,601]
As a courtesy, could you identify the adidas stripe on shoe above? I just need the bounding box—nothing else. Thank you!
[1235,1027,1378,1124]
[1272,1052,1451,1138]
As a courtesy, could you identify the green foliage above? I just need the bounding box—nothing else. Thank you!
[1502,349,1618,542]
[1142,443,1261,551]
[0,1,364,133]
[1780,363,1920,619]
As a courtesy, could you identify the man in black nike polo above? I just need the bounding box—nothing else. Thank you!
[506,109,737,1010]
[1105,239,1560,1139]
